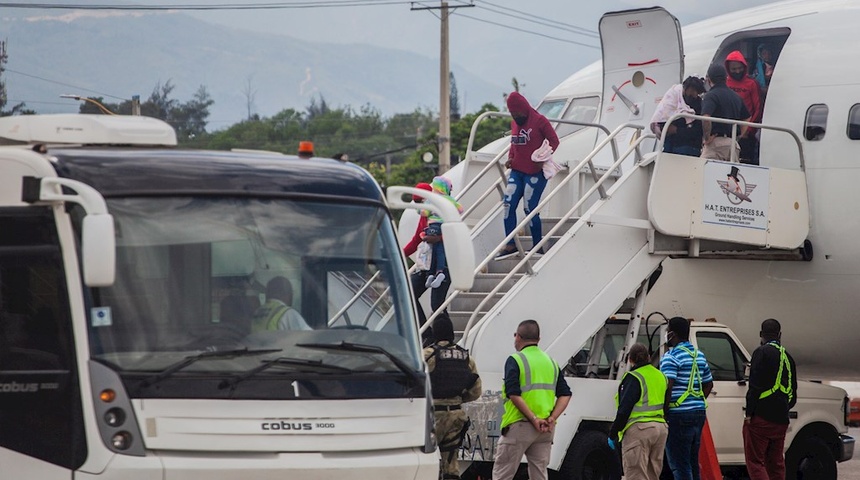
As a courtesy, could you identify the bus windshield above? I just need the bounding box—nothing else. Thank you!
[86,197,421,399]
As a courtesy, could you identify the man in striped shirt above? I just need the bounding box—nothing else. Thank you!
[660,317,714,480]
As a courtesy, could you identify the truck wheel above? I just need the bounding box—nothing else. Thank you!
[786,436,836,480]
[557,430,622,480]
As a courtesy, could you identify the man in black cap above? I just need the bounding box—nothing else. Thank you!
[701,63,751,162]
[423,314,481,479]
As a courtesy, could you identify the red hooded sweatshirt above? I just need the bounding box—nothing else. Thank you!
[506,92,560,175]
[725,50,762,136]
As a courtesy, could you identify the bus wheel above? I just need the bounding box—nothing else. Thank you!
[557,430,622,480]
[786,436,836,480]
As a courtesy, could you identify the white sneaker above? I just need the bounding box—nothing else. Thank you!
[424,274,435,288]
[430,272,446,288]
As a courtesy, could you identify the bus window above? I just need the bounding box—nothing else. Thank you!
[804,104,828,141]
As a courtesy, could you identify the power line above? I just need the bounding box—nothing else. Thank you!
[5,68,129,100]
[0,1,417,10]
[474,4,598,39]
[478,0,597,35]
[455,13,599,49]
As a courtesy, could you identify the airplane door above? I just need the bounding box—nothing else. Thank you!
[599,8,684,149]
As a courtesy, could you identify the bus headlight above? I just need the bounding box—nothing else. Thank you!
[111,431,133,450]
[104,408,126,427]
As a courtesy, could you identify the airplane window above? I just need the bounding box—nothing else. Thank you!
[804,104,828,141]
[557,96,600,138]
[848,104,860,140]
[537,99,567,120]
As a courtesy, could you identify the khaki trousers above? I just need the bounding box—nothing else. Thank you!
[435,409,468,479]
[622,421,669,480]
[701,136,740,162]
[492,420,554,480]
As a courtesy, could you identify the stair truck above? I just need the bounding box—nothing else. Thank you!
[0,113,475,479]
[393,7,854,479]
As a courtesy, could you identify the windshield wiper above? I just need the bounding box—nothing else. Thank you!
[219,356,353,390]
[296,341,423,385]
[140,348,282,388]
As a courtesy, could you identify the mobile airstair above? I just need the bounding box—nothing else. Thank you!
[402,6,814,477]
[422,112,811,389]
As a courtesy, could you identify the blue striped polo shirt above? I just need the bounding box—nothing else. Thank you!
[660,341,713,412]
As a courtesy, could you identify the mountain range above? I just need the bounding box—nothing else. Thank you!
[1,7,506,130]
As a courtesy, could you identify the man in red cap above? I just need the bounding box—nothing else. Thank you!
[496,92,560,260]
[404,182,445,345]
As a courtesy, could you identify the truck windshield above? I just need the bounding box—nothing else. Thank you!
[85,197,421,399]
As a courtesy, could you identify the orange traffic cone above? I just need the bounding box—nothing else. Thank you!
[698,418,722,480]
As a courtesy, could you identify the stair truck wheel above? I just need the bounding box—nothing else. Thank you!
[557,430,622,480]
[785,435,836,480]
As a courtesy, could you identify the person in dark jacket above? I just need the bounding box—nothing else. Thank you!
[744,318,797,480]
[423,314,481,479]
[701,63,751,162]
[610,343,668,480]
[495,92,560,261]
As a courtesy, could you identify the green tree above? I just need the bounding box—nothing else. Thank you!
[450,72,460,120]
[77,81,214,144]
[172,86,214,141]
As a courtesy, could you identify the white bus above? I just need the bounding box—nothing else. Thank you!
[0,114,472,480]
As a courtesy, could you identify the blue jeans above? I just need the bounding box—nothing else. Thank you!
[503,170,548,248]
[424,223,446,273]
[665,409,706,480]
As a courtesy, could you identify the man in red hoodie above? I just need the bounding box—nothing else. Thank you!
[725,51,762,164]
[496,92,560,260]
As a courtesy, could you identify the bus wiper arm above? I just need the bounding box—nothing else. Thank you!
[296,341,423,385]
[140,348,282,388]
[219,356,353,390]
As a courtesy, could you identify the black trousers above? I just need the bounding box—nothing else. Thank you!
[410,269,450,345]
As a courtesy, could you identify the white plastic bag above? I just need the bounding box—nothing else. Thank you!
[415,241,432,271]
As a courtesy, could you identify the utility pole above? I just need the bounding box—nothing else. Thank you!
[411,1,474,175]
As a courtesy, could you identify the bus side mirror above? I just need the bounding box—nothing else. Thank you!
[386,186,475,291]
[22,176,116,286]
[82,214,116,286]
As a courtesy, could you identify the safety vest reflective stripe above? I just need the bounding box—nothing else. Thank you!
[516,351,558,392]
[669,345,707,409]
[759,342,793,401]
[629,370,664,413]
[500,347,558,429]
[252,302,289,332]
[616,365,667,440]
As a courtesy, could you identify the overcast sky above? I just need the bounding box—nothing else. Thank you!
[184,0,780,109]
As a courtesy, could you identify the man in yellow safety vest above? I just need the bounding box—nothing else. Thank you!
[609,343,668,480]
[492,320,571,480]
[744,318,797,480]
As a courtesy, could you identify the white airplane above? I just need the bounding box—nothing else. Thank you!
[517,0,860,381]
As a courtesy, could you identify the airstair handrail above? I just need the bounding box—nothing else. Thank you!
[460,127,653,342]
[327,270,382,327]
[659,113,806,170]
[474,122,643,274]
